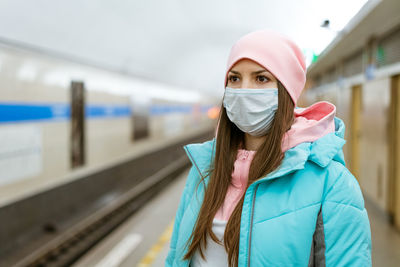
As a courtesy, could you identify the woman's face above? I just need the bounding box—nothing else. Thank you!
[226,58,278,89]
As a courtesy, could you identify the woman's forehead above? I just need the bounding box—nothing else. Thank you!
[229,58,271,74]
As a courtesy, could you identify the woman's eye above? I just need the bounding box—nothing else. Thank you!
[257,75,269,83]
[229,76,239,83]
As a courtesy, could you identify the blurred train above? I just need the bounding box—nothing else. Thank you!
[301,0,400,230]
[0,38,219,205]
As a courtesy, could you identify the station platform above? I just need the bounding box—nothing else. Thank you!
[72,168,400,267]
[72,169,189,267]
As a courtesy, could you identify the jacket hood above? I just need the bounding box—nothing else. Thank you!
[282,101,336,152]
[184,106,346,182]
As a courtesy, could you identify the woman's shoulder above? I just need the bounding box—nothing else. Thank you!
[296,155,364,210]
[321,161,365,210]
[181,163,209,197]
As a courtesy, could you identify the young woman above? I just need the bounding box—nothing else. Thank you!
[166,29,372,267]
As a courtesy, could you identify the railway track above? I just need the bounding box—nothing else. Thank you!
[14,157,188,267]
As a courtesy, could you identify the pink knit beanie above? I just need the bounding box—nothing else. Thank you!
[224,29,307,105]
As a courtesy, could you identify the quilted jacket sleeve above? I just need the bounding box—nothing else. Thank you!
[321,167,372,266]
[165,166,197,266]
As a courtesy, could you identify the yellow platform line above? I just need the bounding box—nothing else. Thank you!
[137,219,174,267]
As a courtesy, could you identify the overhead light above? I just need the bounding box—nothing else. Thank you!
[320,19,330,28]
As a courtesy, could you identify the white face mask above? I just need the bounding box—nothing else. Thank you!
[222,87,278,136]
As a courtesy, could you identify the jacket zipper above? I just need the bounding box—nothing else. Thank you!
[245,168,299,266]
[247,183,259,267]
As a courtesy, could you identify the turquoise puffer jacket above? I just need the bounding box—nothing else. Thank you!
[166,117,372,267]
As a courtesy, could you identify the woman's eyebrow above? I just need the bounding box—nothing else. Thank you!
[252,70,269,75]
[229,70,269,75]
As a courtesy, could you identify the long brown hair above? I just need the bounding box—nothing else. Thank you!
[183,81,295,267]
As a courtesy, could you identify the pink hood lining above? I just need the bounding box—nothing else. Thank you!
[281,101,336,152]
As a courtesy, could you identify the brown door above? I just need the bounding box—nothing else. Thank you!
[350,84,362,181]
[389,74,400,227]
[70,81,85,168]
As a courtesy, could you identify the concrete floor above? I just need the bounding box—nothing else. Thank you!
[365,197,400,266]
[72,169,188,267]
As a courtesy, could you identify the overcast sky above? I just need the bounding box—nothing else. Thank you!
[0,0,369,98]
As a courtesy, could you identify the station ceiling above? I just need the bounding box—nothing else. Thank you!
[0,0,368,97]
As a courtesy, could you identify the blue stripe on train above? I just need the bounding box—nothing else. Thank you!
[149,105,192,115]
[0,102,213,124]
[0,102,131,123]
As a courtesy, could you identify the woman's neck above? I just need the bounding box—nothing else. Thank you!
[244,133,266,151]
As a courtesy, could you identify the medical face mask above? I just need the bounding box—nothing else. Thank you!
[222,87,278,136]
